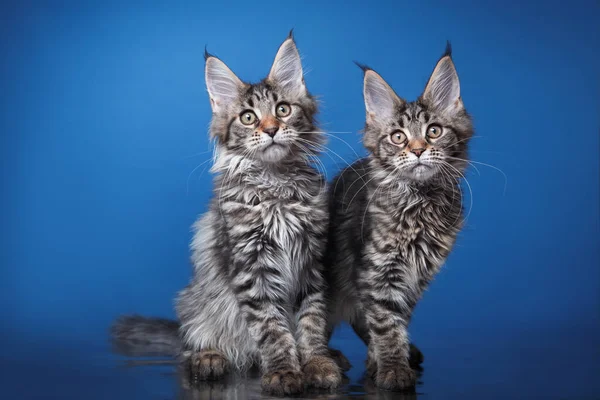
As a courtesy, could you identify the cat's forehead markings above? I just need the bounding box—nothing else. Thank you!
[399,112,411,127]
[248,85,272,103]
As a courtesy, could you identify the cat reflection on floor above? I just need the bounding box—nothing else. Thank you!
[175,364,421,400]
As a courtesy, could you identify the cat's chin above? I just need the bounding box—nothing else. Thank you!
[405,164,437,182]
[259,144,290,163]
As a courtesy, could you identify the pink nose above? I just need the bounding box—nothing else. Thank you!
[411,148,425,157]
[262,126,278,137]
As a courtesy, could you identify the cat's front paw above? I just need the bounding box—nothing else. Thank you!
[375,364,416,391]
[261,369,303,396]
[303,355,342,390]
[189,350,228,381]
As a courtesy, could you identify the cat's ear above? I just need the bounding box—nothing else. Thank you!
[268,32,306,96]
[421,42,463,115]
[361,65,404,123]
[205,51,244,113]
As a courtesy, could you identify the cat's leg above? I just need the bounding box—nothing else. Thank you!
[231,276,303,395]
[364,298,416,391]
[295,271,342,389]
[350,316,423,371]
[348,315,378,376]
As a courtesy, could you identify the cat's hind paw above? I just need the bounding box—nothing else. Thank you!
[328,348,352,372]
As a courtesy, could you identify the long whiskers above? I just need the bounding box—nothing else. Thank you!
[435,163,464,228]
[345,163,397,211]
[293,141,328,195]
[437,160,474,226]
[360,163,401,243]
[186,158,213,195]
[446,156,507,195]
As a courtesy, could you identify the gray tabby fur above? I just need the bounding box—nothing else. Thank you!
[112,33,342,396]
[325,43,473,391]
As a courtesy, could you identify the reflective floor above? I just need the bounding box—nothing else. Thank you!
[4,323,599,399]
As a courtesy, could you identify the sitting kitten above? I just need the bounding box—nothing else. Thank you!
[325,43,473,390]
[112,33,342,396]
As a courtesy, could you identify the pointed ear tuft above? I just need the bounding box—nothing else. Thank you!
[205,56,244,113]
[363,69,404,122]
[204,46,215,61]
[443,40,452,58]
[354,61,372,74]
[268,36,305,96]
[422,43,462,115]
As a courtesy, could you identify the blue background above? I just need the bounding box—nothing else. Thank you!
[1,1,598,399]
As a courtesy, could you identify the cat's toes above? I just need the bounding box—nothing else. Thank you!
[303,355,342,390]
[189,350,228,381]
[328,348,352,372]
[375,364,416,391]
[261,369,303,396]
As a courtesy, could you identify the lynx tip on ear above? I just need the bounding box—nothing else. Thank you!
[204,46,216,61]
[353,61,372,74]
[443,40,452,58]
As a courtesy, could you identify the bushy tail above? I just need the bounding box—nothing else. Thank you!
[110,315,182,357]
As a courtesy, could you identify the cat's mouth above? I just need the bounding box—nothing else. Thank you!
[411,162,432,171]
[407,161,438,181]
[260,142,289,162]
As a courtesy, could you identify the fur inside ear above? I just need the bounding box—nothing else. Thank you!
[268,36,305,96]
[363,69,404,122]
[205,56,244,113]
[422,44,462,115]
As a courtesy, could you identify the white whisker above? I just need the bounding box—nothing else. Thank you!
[187,158,213,195]
[446,156,507,195]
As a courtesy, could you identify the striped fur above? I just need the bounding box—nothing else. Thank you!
[325,44,474,391]
[112,34,341,396]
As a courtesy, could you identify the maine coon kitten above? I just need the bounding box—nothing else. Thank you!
[112,34,342,395]
[325,43,473,390]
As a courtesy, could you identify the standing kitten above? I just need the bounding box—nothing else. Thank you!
[325,43,473,390]
[112,33,342,395]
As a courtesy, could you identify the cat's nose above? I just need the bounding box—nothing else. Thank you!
[411,148,426,157]
[262,126,279,137]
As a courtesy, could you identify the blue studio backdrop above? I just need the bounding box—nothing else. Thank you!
[1,1,598,399]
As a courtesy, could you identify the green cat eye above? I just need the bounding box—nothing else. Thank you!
[426,124,443,139]
[390,131,407,145]
[275,102,291,117]
[240,111,257,125]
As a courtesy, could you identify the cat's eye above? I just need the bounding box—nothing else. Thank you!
[275,102,291,118]
[390,131,407,145]
[426,124,443,139]
[240,111,257,125]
